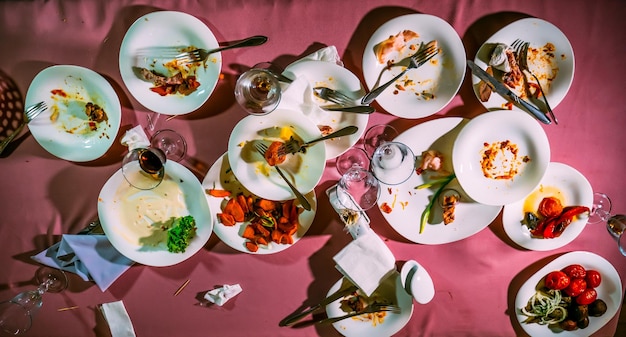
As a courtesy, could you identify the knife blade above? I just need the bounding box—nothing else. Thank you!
[279,284,358,326]
[467,60,551,125]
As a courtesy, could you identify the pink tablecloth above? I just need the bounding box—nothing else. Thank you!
[1,1,625,336]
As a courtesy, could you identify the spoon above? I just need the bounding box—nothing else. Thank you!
[400,260,435,304]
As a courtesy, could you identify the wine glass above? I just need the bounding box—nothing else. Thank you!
[336,147,370,176]
[588,192,626,256]
[150,128,187,162]
[0,267,68,335]
[370,141,415,185]
[234,67,282,115]
[121,146,166,190]
[336,166,381,211]
[363,124,398,157]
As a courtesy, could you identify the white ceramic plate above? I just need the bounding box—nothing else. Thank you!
[515,251,622,336]
[362,14,466,119]
[378,118,502,244]
[452,110,550,206]
[202,153,316,254]
[98,161,212,267]
[227,108,326,201]
[282,60,369,159]
[472,17,574,111]
[119,11,221,115]
[24,65,121,162]
[326,273,413,337]
[503,162,593,251]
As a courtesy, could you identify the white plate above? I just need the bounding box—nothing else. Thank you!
[326,273,413,337]
[515,251,622,336]
[202,153,316,254]
[362,14,466,119]
[452,110,550,206]
[227,108,326,201]
[98,161,212,267]
[378,118,502,244]
[472,17,574,111]
[119,11,221,115]
[282,60,369,159]
[503,162,593,250]
[24,65,121,162]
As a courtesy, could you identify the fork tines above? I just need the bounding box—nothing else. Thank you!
[25,101,47,122]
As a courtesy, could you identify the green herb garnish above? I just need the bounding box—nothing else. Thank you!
[419,173,455,234]
[167,215,197,253]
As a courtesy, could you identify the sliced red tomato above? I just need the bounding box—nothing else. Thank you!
[544,271,570,290]
[562,264,587,279]
[563,278,587,297]
[585,270,602,288]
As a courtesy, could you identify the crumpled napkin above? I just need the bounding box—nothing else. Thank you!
[326,184,370,239]
[204,284,243,306]
[278,45,344,124]
[31,234,134,292]
[120,125,150,150]
[100,300,136,337]
[333,229,396,296]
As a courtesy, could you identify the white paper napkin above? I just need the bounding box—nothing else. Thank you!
[120,125,150,150]
[278,46,344,125]
[31,234,134,292]
[100,300,136,337]
[333,229,396,296]
[204,284,243,306]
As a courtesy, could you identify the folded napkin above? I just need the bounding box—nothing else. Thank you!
[100,300,136,337]
[326,184,370,239]
[120,125,150,150]
[204,284,243,306]
[31,234,134,292]
[333,228,396,296]
[278,46,345,124]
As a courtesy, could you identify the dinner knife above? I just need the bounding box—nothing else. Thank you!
[279,284,359,326]
[467,60,551,125]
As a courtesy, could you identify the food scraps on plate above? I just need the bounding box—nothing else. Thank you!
[521,196,589,239]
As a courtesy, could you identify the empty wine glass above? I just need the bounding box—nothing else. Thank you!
[121,146,166,190]
[150,128,187,162]
[588,192,626,256]
[336,147,370,176]
[336,166,381,211]
[0,267,68,335]
[363,124,398,157]
[234,67,282,115]
[370,141,415,185]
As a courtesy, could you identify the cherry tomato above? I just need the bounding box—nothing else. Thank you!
[576,288,598,305]
[563,278,587,297]
[585,270,602,288]
[544,271,570,290]
[562,264,587,279]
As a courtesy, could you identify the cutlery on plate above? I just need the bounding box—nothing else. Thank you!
[313,87,375,114]
[0,101,47,155]
[511,39,557,124]
[313,303,401,325]
[254,142,312,211]
[280,284,359,326]
[279,125,359,155]
[168,35,268,64]
[361,40,439,105]
[467,60,551,125]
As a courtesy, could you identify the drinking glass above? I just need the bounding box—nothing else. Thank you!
[234,67,281,115]
[363,124,398,157]
[150,129,187,162]
[121,146,166,190]
[588,192,626,256]
[370,141,415,185]
[0,267,68,335]
[336,166,381,211]
[336,147,370,176]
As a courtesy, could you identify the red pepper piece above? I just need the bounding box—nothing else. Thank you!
[551,206,590,237]
[542,217,558,239]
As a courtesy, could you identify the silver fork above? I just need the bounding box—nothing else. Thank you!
[254,142,312,211]
[280,125,359,155]
[176,35,267,64]
[313,87,375,114]
[314,304,401,325]
[0,101,47,155]
[511,39,557,124]
[361,40,439,105]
